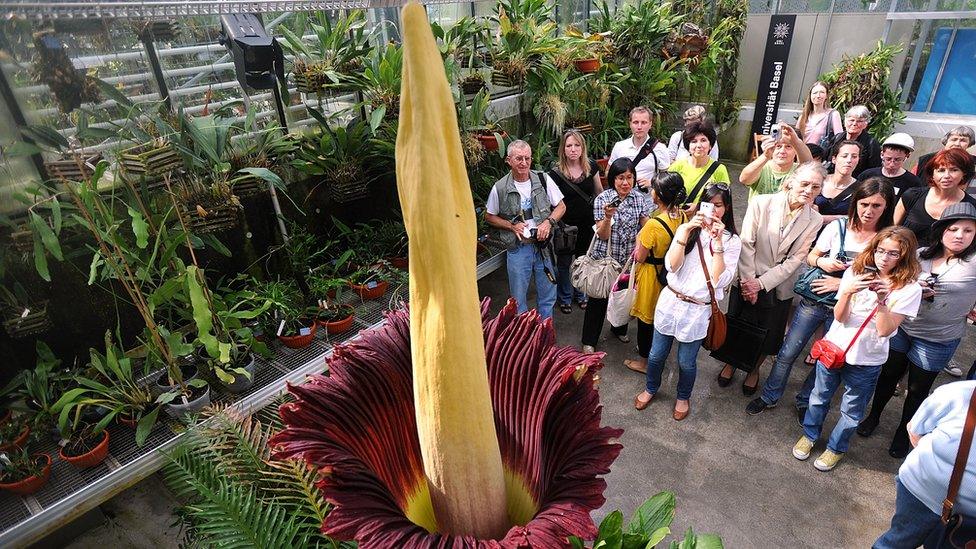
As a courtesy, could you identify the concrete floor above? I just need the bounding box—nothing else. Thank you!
[57,164,976,548]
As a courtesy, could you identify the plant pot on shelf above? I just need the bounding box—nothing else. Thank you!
[596,157,609,176]
[0,454,52,496]
[3,300,53,339]
[117,414,138,429]
[317,305,356,335]
[45,152,102,182]
[0,423,30,452]
[461,78,488,95]
[218,354,258,394]
[278,321,318,349]
[59,429,110,469]
[349,280,389,300]
[475,130,507,152]
[574,58,602,73]
[156,363,211,419]
[388,256,408,270]
[178,199,243,234]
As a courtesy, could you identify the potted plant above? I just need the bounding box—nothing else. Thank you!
[58,421,110,469]
[278,309,318,349]
[17,342,72,438]
[0,450,52,496]
[174,176,243,235]
[154,353,211,419]
[247,278,316,349]
[457,89,507,153]
[279,10,372,95]
[308,276,355,335]
[292,119,383,205]
[347,262,393,300]
[0,418,30,453]
[119,137,183,184]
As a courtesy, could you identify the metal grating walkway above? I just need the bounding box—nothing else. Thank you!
[0,246,505,548]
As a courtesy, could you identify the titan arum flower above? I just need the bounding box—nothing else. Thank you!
[270,4,622,546]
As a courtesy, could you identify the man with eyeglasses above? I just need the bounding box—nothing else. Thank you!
[856,133,922,197]
[609,105,671,193]
[825,105,881,178]
[484,140,566,319]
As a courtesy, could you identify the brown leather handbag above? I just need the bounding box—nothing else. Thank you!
[697,242,726,351]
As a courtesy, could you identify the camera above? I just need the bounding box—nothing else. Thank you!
[608,196,623,208]
[770,123,782,142]
[529,228,538,240]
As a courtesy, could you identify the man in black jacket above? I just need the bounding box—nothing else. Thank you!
[827,105,881,178]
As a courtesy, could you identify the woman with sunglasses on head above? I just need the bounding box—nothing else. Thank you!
[857,203,976,458]
[895,148,976,245]
[816,139,862,225]
[548,130,604,314]
[580,158,651,354]
[634,184,740,420]
[624,172,688,374]
[793,226,922,472]
[747,178,896,418]
[717,162,825,395]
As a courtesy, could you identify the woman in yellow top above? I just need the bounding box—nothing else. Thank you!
[668,120,731,208]
[625,172,688,373]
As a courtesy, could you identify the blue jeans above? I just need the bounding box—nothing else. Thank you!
[889,329,961,373]
[803,361,882,453]
[873,477,942,549]
[507,243,557,319]
[555,253,586,305]
[645,328,704,400]
[760,298,833,407]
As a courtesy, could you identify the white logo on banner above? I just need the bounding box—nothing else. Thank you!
[773,23,791,40]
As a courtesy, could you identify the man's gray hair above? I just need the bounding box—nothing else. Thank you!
[782,161,827,192]
[506,139,531,157]
[943,126,975,147]
[846,105,872,122]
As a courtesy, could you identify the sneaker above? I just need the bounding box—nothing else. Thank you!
[944,361,964,377]
[814,449,843,471]
[796,406,807,427]
[582,345,596,354]
[792,436,815,461]
[746,397,776,415]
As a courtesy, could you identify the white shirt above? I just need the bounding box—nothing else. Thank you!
[485,172,564,230]
[653,231,742,342]
[814,218,871,260]
[667,130,719,163]
[608,136,671,183]
[823,269,922,365]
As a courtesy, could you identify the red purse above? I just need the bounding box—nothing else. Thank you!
[810,305,879,369]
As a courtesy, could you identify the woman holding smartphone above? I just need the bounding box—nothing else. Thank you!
[634,184,741,420]
[747,178,895,418]
[857,203,976,458]
[793,226,922,472]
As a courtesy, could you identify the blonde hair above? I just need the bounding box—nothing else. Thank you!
[797,81,832,140]
[557,130,592,179]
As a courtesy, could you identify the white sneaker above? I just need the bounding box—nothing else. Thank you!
[944,361,964,377]
[582,345,596,354]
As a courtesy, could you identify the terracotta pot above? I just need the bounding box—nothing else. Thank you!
[318,310,355,334]
[349,280,389,300]
[59,430,110,469]
[0,423,30,452]
[574,58,601,73]
[118,414,138,429]
[0,454,52,496]
[278,322,318,349]
[475,130,507,151]
[389,256,408,270]
[596,157,609,176]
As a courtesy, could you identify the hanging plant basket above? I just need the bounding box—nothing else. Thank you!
[278,320,318,349]
[32,31,101,113]
[475,130,507,151]
[3,300,53,339]
[0,454,52,496]
[59,429,110,468]
[574,58,602,73]
[136,20,181,42]
[230,173,268,198]
[294,71,330,95]
[0,423,30,452]
[461,77,488,95]
[329,179,371,204]
[178,199,243,234]
[45,152,102,182]
[490,69,520,88]
[120,141,183,183]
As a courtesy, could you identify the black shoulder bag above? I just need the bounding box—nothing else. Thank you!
[537,171,579,255]
[684,160,721,207]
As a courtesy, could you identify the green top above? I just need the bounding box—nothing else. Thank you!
[668,158,731,203]
[748,163,796,201]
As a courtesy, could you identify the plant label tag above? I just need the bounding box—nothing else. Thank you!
[20,308,30,318]
[367,281,378,289]
[276,319,286,336]
[299,327,311,336]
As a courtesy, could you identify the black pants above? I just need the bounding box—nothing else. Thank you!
[580,296,627,346]
[637,319,654,358]
[865,351,939,452]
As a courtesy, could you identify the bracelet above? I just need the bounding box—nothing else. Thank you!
[713,247,724,253]
[676,239,688,246]
[547,217,556,225]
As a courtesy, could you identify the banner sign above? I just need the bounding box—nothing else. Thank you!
[750,14,797,152]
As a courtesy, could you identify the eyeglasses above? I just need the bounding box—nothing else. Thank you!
[509,156,531,163]
[874,248,902,259]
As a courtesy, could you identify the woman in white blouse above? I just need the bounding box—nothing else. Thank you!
[634,184,742,420]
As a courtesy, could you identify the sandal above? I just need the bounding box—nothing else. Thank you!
[804,353,817,366]
[578,301,587,310]
[559,303,573,314]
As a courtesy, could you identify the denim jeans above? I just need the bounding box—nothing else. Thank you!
[873,477,942,549]
[760,298,834,407]
[645,328,704,400]
[507,243,557,319]
[803,361,882,453]
[555,253,587,306]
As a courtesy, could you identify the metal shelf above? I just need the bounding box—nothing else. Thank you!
[0,0,491,20]
[0,246,506,548]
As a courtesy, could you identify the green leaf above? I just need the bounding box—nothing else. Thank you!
[32,232,50,281]
[369,107,386,133]
[214,366,236,385]
[135,406,160,447]
[156,391,178,405]
[30,211,63,261]
[628,492,676,535]
[128,206,149,249]
[200,234,232,257]
[594,510,624,549]
[88,252,103,284]
[568,537,586,549]
[22,124,69,150]
[50,198,61,234]
[187,378,208,388]
[691,533,723,549]
[5,141,43,157]
[186,265,221,361]
[93,78,133,108]
[646,527,671,548]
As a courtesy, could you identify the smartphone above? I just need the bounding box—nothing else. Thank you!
[770,123,782,142]
[864,265,881,290]
[608,196,623,208]
[699,202,715,221]
[864,265,879,277]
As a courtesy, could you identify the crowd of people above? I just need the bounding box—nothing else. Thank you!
[484,82,976,546]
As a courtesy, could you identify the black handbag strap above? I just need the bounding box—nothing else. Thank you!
[645,215,678,265]
[631,138,659,174]
[554,169,595,206]
[687,161,721,205]
[943,387,976,522]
